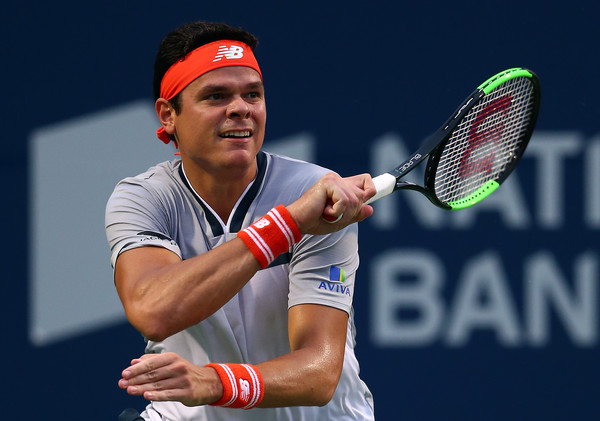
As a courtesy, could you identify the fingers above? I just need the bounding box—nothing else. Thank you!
[322,199,343,223]
[288,172,376,235]
[345,173,378,201]
[322,173,375,224]
[119,353,176,393]
[119,353,222,406]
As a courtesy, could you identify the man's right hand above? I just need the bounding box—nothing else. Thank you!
[286,172,376,235]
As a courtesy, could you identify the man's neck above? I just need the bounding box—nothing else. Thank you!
[181,159,257,223]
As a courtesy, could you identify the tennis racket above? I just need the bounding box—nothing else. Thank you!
[367,67,541,210]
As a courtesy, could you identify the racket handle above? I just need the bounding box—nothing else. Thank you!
[365,173,396,205]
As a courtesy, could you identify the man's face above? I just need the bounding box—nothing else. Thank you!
[172,66,266,176]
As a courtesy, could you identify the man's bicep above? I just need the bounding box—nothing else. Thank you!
[288,303,348,352]
[114,246,181,308]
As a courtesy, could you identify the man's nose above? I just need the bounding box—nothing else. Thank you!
[227,96,251,118]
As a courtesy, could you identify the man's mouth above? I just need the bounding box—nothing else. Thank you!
[220,130,251,139]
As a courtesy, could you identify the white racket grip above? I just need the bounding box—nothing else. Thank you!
[365,173,396,205]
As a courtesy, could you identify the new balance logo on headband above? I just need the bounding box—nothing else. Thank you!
[213,45,245,62]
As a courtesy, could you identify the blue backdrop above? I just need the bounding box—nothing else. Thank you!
[5,1,599,419]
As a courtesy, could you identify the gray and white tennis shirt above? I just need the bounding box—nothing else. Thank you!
[105,151,374,421]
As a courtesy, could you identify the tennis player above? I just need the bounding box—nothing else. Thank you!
[106,21,376,420]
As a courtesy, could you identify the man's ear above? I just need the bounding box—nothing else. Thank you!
[155,98,176,136]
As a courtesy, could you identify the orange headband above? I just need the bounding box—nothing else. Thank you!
[157,40,262,144]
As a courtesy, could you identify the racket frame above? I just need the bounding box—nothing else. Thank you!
[366,67,541,209]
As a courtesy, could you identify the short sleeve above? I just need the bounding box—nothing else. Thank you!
[105,179,181,268]
[287,224,359,314]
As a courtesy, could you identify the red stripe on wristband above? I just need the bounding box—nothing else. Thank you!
[205,363,265,409]
[237,205,301,268]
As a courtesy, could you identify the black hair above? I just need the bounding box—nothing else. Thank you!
[153,21,259,113]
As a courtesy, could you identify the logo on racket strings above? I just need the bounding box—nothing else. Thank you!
[459,95,512,178]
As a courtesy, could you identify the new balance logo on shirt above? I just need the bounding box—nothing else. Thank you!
[213,45,245,62]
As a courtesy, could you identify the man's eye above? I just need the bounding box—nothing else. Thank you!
[247,92,262,100]
[207,93,223,100]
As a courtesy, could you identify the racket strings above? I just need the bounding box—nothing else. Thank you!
[434,77,535,204]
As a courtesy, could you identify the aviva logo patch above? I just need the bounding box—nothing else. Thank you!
[317,266,350,296]
[329,266,346,282]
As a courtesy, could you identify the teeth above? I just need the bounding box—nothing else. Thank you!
[222,130,250,138]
